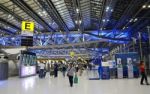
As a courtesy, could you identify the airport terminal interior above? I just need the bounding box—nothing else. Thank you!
[0,0,150,94]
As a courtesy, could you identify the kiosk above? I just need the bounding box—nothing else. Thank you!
[19,51,37,78]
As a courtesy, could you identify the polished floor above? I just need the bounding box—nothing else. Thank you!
[0,71,150,94]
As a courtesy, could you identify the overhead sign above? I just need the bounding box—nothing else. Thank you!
[21,21,34,46]
[70,51,75,57]
[21,21,34,36]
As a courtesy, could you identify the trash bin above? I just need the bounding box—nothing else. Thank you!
[0,62,8,80]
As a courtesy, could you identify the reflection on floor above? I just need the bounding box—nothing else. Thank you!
[0,71,150,94]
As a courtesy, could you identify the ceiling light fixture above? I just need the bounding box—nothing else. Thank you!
[106,6,110,10]
[129,19,133,22]
[79,20,82,24]
[102,19,105,22]
[75,20,78,24]
[148,5,150,8]
[76,8,79,13]
[134,18,138,22]
[142,5,146,8]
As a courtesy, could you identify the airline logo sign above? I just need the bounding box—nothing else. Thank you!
[21,21,34,36]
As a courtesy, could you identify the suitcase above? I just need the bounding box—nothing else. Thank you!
[50,71,54,76]
[74,75,78,84]
[43,70,46,78]
[39,69,46,78]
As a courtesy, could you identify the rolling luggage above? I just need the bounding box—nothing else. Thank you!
[50,71,54,76]
[74,74,78,84]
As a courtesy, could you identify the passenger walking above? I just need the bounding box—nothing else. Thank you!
[62,64,67,77]
[140,61,149,85]
[39,62,45,78]
[54,63,58,77]
[67,63,76,87]
[79,64,84,76]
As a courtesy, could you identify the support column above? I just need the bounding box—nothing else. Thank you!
[147,26,150,74]
[138,32,143,60]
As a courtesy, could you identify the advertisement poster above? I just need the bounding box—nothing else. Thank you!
[127,58,133,78]
[117,58,123,78]
[117,58,122,68]
[127,58,132,65]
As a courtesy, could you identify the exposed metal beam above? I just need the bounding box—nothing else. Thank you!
[38,0,69,32]
[28,39,108,49]
[0,18,20,31]
[83,31,131,41]
[0,4,39,32]
[0,26,15,35]
[0,4,22,21]
[11,0,56,32]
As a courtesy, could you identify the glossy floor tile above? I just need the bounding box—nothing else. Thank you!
[0,71,150,94]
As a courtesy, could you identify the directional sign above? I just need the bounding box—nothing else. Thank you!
[21,21,34,36]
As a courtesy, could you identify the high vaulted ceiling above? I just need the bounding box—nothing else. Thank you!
[0,0,149,49]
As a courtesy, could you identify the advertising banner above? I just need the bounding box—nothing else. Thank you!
[127,58,134,78]
[117,58,123,78]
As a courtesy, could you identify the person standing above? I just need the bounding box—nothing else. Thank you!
[67,63,76,87]
[140,61,149,85]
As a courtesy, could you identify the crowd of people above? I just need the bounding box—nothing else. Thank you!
[38,60,88,87]
[38,60,149,87]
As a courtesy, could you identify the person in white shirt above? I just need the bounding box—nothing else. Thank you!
[67,63,76,87]
[39,63,45,78]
